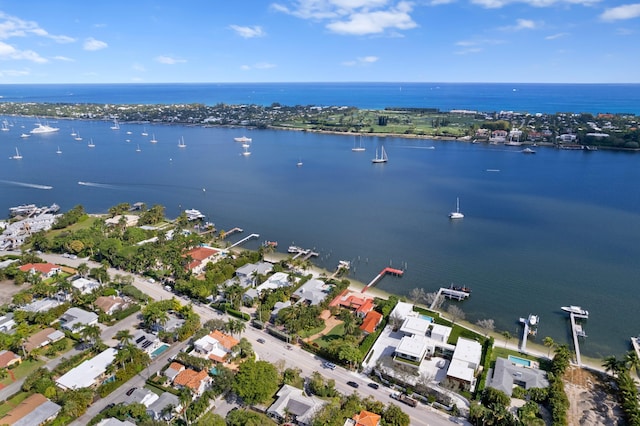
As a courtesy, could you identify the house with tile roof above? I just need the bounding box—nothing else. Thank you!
[329,289,375,318]
[184,246,221,275]
[95,296,127,315]
[345,410,381,426]
[359,311,383,335]
[164,362,185,382]
[0,393,61,426]
[19,263,61,278]
[0,350,21,369]
[172,368,211,397]
[192,330,239,363]
[24,328,65,353]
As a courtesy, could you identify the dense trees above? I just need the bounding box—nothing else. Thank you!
[232,359,279,405]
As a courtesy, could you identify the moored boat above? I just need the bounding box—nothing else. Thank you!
[561,305,589,316]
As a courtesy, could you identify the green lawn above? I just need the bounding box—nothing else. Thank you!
[298,324,325,339]
[0,392,30,417]
[313,323,346,348]
[0,359,45,387]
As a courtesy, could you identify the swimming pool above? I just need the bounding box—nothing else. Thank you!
[419,315,434,322]
[508,355,531,367]
[151,344,170,358]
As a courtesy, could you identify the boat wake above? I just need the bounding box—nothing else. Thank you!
[77,181,119,189]
[0,179,53,190]
[399,146,436,150]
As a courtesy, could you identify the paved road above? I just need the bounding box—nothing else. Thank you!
[26,252,463,426]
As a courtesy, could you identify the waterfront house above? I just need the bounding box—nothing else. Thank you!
[59,307,99,332]
[359,311,383,335]
[235,261,273,288]
[329,289,375,318]
[267,384,327,426]
[394,335,429,366]
[291,278,332,306]
[486,357,549,397]
[0,393,61,426]
[242,271,292,303]
[0,350,21,369]
[270,300,292,321]
[446,337,483,391]
[19,262,61,278]
[105,214,139,227]
[184,246,221,275]
[399,316,431,337]
[56,348,117,390]
[24,328,65,353]
[192,329,239,363]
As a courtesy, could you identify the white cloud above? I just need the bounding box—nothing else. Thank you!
[0,68,30,77]
[470,0,599,9]
[241,62,277,70]
[343,55,379,66]
[545,32,568,39]
[240,64,251,70]
[53,55,74,62]
[229,25,266,38]
[83,37,108,51]
[429,0,456,4]
[500,18,538,31]
[600,4,640,21]
[155,55,186,65]
[454,38,504,54]
[454,47,484,54]
[0,12,74,43]
[272,0,417,36]
[0,41,47,63]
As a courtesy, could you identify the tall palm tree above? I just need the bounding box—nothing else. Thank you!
[81,324,102,348]
[603,355,621,376]
[115,329,133,347]
[624,350,639,374]
[543,336,556,358]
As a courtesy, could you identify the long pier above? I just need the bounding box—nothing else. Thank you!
[631,336,640,363]
[569,313,588,366]
[429,286,471,310]
[362,267,404,293]
[227,233,259,249]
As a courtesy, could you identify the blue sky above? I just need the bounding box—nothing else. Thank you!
[0,0,638,84]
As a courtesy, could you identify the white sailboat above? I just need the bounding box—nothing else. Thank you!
[141,127,148,136]
[56,146,62,154]
[70,128,77,137]
[352,135,365,152]
[371,146,388,163]
[12,147,22,159]
[150,134,158,143]
[87,138,95,148]
[242,144,251,156]
[178,136,186,148]
[110,119,120,130]
[74,131,83,141]
[449,197,464,219]
[1,120,9,131]
[136,144,141,152]
[297,158,303,167]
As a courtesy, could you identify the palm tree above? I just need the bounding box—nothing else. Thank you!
[603,355,622,376]
[501,331,512,348]
[624,350,639,374]
[81,324,102,348]
[115,329,133,347]
[543,336,556,358]
[77,262,89,278]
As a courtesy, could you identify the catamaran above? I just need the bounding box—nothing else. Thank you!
[449,197,464,219]
[371,146,388,163]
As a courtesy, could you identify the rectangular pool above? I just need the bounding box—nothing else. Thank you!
[151,344,170,358]
[508,355,531,367]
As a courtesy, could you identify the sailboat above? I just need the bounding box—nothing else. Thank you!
[371,146,388,163]
[352,135,365,152]
[87,139,95,148]
[297,158,303,167]
[110,119,120,130]
[136,144,141,152]
[150,134,158,143]
[74,131,83,141]
[141,127,148,136]
[449,197,464,219]
[56,146,62,154]
[70,128,77,137]
[1,120,9,131]
[12,147,22,160]
[242,144,251,156]
[178,136,186,148]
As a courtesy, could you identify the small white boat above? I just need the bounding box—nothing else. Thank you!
[20,133,30,138]
[141,127,148,136]
[70,128,77,136]
[150,134,157,143]
[74,131,83,141]
[449,197,464,219]
[56,146,62,154]
[234,136,252,143]
[126,131,132,135]
[136,144,141,152]
[30,123,59,134]
[110,119,120,130]
[561,305,589,316]
[1,121,9,131]
[522,147,536,154]
[242,145,251,156]
[178,136,186,148]
[11,147,22,160]
[528,314,539,327]
[297,159,303,167]
[87,139,95,148]
[372,146,388,163]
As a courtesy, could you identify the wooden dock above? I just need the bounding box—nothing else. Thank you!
[569,312,588,366]
[221,227,243,239]
[362,267,404,293]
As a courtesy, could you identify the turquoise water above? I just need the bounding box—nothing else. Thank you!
[420,315,434,322]
[508,355,532,367]
[151,344,169,358]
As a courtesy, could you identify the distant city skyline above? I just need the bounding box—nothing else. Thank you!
[0,1,639,84]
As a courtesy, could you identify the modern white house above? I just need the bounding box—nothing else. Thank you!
[71,277,102,295]
[291,279,332,306]
[56,348,117,390]
[446,337,483,391]
[243,272,291,302]
[192,330,238,363]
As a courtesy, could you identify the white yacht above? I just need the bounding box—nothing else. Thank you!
[561,306,589,316]
[234,136,252,143]
[20,133,30,138]
[449,197,464,219]
[30,123,60,134]
[185,209,205,221]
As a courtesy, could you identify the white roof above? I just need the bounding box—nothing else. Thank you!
[60,307,98,331]
[56,348,116,390]
[390,301,414,321]
[430,323,452,343]
[72,277,101,294]
[447,358,476,383]
[400,316,431,336]
[452,337,482,365]
[396,335,428,359]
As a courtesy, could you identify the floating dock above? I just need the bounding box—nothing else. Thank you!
[288,246,319,260]
[362,267,404,293]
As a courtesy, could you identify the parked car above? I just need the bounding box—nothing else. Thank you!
[101,403,115,413]
[347,381,359,388]
[323,361,336,370]
[126,387,137,396]
[367,382,380,389]
[257,338,266,344]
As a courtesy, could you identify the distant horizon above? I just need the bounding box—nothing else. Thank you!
[2,81,640,86]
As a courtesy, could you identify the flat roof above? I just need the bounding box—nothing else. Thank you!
[396,335,428,359]
[400,316,431,336]
[56,348,116,390]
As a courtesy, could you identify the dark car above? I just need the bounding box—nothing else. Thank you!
[367,382,380,389]
[101,403,116,413]
[126,387,137,396]
[347,381,359,388]
[257,338,266,344]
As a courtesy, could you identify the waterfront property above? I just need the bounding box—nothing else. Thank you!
[328,289,375,318]
[486,357,549,397]
[445,337,483,391]
[184,246,221,275]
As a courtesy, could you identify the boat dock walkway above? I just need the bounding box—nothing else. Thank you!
[631,336,640,363]
[519,317,531,352]
[288,246,319,260]
[227,233,259,249]
[221,227,243,239]
[362,267,404,293]
[569,312,588,366]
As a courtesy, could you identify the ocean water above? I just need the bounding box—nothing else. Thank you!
[0,82,639,114]
[1,83,639,358]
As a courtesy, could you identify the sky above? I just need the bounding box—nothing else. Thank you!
[0,0,638,84]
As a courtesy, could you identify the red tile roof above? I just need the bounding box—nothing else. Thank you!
[329,289,375,315]
[209,330,239,351]
[0,350,20,368]
[359,311,383,334]
[184,247,219,271]
[353,410,381,426]
[173,368,209,392]
[19,263,60,275]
